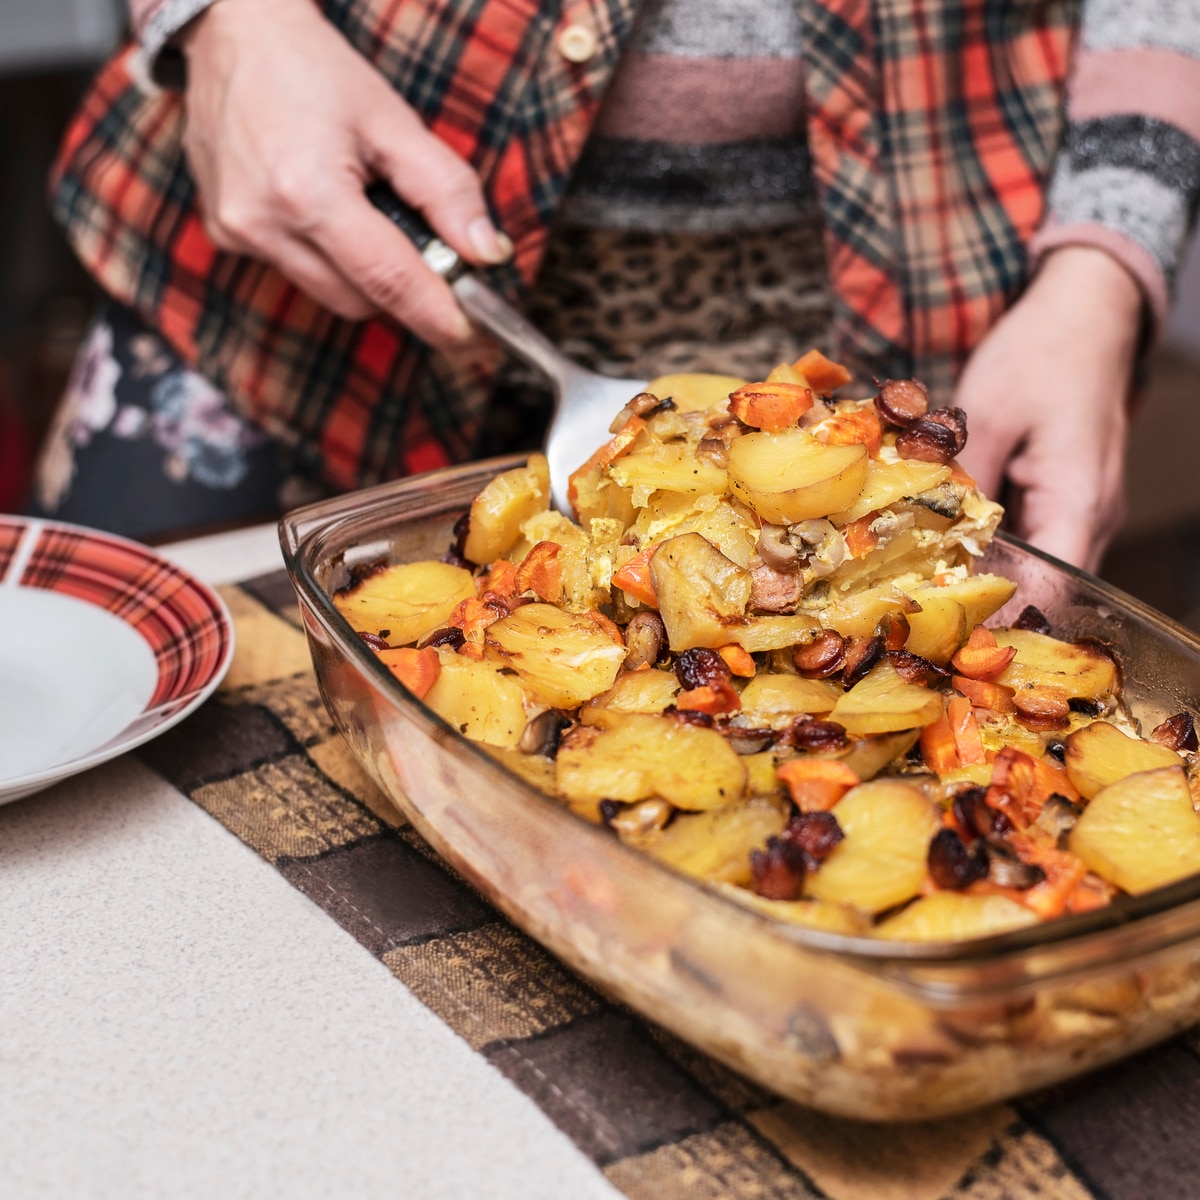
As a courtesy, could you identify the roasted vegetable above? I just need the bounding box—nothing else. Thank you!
[333,356,1189,945]
[335,560,476,645]
[1069,767,1200,893]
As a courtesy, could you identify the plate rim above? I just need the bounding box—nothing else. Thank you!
[0,514,236,799]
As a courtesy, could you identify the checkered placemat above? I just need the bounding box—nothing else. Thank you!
[137,572,1200,1200]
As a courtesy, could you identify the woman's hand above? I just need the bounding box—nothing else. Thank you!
[180,0,511,346]
[953,245,1142,573]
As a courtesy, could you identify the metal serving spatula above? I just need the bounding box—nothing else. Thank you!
[367,184,648,513]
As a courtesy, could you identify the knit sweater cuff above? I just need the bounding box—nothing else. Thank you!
[1033,29,1200,340]
[1028,221,1168,336]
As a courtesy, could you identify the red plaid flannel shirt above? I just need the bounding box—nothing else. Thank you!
[52,0,1080,490]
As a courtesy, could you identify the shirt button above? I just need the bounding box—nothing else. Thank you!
[556,23,598,63]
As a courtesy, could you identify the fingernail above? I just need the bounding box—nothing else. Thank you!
[449,310,475,344]
[468,217,513,265]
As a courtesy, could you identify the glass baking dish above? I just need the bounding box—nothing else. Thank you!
[281,456,1200,1120]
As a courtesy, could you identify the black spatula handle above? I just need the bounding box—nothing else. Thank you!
[365,180,465,282]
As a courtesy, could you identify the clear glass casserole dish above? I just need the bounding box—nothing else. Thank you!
[281,456,1200,1121]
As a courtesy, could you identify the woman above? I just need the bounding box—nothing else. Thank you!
[37,0,1200,568]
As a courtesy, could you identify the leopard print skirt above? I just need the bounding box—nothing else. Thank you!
[521,219,833,383]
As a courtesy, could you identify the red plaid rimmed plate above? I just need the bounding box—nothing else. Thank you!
[0,516,234,803]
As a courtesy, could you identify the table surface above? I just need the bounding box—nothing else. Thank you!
[0,524,619,1200]
[9,523,1200,1200]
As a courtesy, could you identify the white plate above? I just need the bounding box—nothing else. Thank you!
[0,516,235,803]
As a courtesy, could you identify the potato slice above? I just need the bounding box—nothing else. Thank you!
[630,490,758,569]
[805,780,940,913]
[1068,766,1200,893]
[835,729,922,781]
[485,604,625,708]
[556,713,748,811]
[828,459,952,525]
[875,893,1039,942]
[896,574,1017,663]
[813,579,922,639]
[739,673,840,725]
[724,614,822,652]
[462,454,550,565]
[424,654,537,748]
[517,510,614,612]
[828,660,944,736]
[743,752,786,796]
[645,372,748,412]
[714,884,870,934]
[916,573,1017,630]
[484,745,559,796]
[334,560,476,645]
[727,429,868,525]
[633,797,788,884]
[993,628,1118,700]
[902,589,967,664]
[608,441,727,507]
[1065,721,1183,800]
[649,533,753,651]
[579,669,681,728]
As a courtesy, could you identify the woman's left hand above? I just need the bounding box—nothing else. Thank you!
[953,245,1143,573]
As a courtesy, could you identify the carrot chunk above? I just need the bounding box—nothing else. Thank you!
[841,513,880,558]
[514,540,564,603]
[987,746,1079,828]
[919,709,960,777]
[1065,872,1117,914]
[728,381,814,431]
[378,646,441,700]
[1007,833,1089,920]
[717,644,757,677]
[675,680,742,716]
[448,596,508,644]
[792,349,853,393]
[478,559,518,601]
[813,408,883,457]
[775,758,860,812]
[953,674,1016,713]
[612,544,659,608]
[951,624,1017,681]
[567,415,646,510]
[947,695,987,766]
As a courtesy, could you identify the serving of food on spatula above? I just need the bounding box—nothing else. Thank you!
[332,350,1200,943]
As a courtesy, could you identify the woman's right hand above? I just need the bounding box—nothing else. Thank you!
[180,0,511,347]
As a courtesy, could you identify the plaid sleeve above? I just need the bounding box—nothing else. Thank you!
[1030,0,1200,332]
[51,1,638,491]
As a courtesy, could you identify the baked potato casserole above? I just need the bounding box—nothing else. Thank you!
[333,352,1200,943]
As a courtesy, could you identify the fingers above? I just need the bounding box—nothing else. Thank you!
[955,432,1013,506]
[195,142,477,345]
[953,389,1022,505]
[1004,432,1126,572]
[359,99,512,267]
[1016,487,1099,571]
[1017,477,1124,574]
[181,1,504,344]
[269,236,377,322]
[305,192,475,346]
[196,182,382,324]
